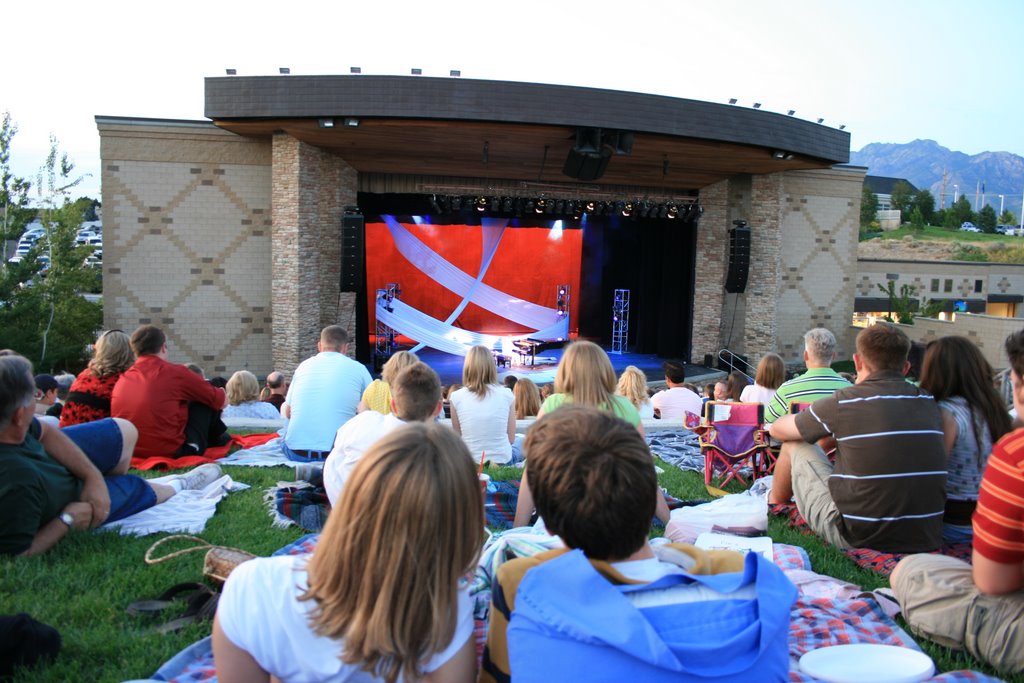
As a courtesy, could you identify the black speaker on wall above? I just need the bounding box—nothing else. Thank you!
[340,209,364,293]
[724,225,751,294]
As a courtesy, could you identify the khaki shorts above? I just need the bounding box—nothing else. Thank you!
[787,442,849,550]
[891,554,1024,674]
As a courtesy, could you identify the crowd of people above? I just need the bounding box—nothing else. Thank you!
[2,320,1023,680]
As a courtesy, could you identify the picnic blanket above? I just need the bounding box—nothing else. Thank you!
[130,433,278,471]
[101,473,248,536]
[216,436,296,467]
[770,503,974,576]
[646,428,705,473]
[143,531,1002,683]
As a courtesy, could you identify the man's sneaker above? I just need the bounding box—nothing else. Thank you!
[175,464,223,491]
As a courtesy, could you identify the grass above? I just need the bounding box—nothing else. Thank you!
[2,457,1019,682]
[867,224,1018,243]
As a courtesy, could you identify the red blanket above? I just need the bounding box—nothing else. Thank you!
[130,432,279,471]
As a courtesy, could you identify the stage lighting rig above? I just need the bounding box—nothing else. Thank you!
[667,204,679,219]
[450,195,462,211]
[502,197,513,213]
[535,198,546,214]
[476,196,488,212]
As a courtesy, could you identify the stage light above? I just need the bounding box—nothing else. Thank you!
[559,288,566,295]
[535,198,546,214]
[657,204,668,219]
[621,201,633,218]
[225,68,237,75]
[411,68,422,75]
[753,102,762,109]
[450,195,462,211]
[344,118,360,127]
[350,67,361,74]
[584,200,596,213]
[839,124,846,130]
[279,67,290,74]
[490,197,500,212]
[667,204,679,219]
[439,196,451,213]
[554,200,565,215]
[318,118,335,128]
[772,150,786,159]
[728,98,738,105]
[787,110,795,116]
[525,199,535,213]
[450,70,461,77]
[502,197,513,213]
[429,195,442,214]
[817,118,824,124]
[571,201,583,219]
[476,196,487,212]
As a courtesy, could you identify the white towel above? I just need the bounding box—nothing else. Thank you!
[217,437,298,468]
[101,475,249,536]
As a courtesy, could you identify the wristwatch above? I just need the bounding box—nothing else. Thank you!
[58,512,75,527]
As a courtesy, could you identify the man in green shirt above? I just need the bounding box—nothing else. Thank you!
[0,354,221,556]
[763,328,850,425]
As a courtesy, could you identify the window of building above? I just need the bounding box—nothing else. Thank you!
[931,278,939,292]
[944,279,953,293]
[975,279,983,293]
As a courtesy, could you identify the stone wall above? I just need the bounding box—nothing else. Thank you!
[98,119,273,375]
[774,167,864,362]
[690,180,729,362]
[857,258,1024,312]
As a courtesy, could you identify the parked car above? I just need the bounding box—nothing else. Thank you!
[960,224,981,233]
[75,230,98,245]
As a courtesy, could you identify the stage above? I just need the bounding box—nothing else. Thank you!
[408,345,721,389]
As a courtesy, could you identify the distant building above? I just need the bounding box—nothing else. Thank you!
[865,175,918,229]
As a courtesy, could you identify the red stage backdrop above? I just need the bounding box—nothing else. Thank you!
[366,221,582,337]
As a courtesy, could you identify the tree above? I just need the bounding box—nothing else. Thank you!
[860,184,878,228]
[999,209,1018,226]
[978,205,998,232]
[890,181,914,220]
[910,207,926,230]
[951,195,975,225]
[74,196,100,222]
[912,189,935,225]
[0,112,33,262]
[877,281,918,324]
[0,129,101,372]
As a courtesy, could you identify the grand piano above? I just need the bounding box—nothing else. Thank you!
[511,338,567,366]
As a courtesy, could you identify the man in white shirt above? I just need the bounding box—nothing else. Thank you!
[323,361,442,506]
[282,326,371,461]
[650,360,703,423]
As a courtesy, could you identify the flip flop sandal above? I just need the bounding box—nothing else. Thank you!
[126,582,212,617]
[154,590,220,635]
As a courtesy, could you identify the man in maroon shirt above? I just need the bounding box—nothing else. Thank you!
[111,326,227,457]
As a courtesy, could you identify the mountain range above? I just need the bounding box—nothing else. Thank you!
[850,140,1024,214]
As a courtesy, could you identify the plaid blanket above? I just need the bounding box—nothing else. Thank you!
[130,432,278,471]
[770,503,974,577]
[268,484,331,531]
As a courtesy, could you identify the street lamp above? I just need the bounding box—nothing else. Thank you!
[999,194,1005,216]
[953,184,959,204]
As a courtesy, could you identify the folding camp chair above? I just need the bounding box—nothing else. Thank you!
[694,401,770,488]
[785,400,837,464]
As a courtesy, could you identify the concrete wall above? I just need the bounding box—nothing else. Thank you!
[98,119,273,375]
[857,258,1024,313]
[851,316,1024,371]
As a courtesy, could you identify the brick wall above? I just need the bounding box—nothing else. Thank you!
[270,135,357,374]
[691,179,729,361]
[98,120,273,375]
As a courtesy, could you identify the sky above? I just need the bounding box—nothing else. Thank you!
[5,0,1024,201]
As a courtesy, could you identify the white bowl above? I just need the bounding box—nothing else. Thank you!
[799,644,934,683]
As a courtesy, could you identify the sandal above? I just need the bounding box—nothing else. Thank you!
[126,582,212,617]
[154,589,220,634]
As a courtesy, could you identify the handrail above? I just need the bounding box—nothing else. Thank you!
[717,349,755,381]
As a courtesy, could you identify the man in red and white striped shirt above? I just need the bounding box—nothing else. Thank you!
[892,330,1024,675]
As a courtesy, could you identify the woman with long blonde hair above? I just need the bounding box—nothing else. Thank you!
[59,329,134,427]
[449,345,516,464]
[213,422,483,683]
[358,350,418,415]
[513,377,541,419]
[515,341,669,526]
[615,365,654,419]
[740,353,785,404]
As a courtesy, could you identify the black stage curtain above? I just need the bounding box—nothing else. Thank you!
[578,216,697,360]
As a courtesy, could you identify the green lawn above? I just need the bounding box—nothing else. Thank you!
[1,458,1018,682]
[867,225,1019,243]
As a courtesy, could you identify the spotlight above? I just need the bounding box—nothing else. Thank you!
[350,67,361,74]
[225,68,237,76]
[439,196,451,213]
[344,118,360,127]
[318,118,335,128]
[554,200,565,215]
[476,196,488,212]
[429,195,442,214]
[502,197,513,213]
[621,201,633,217]
[279,67,290,74]
[753,102,762,109]
[535,198,546,214]
[490,197,500,212]
[657,204,668,219]
[772,150,786,159]
[525,199,535,213]
[571,201,582,219]
[667,204,679,219]
[450,195,462,211]
[584,200,596,213]
[728,98,738,105]
[545,199,556,215]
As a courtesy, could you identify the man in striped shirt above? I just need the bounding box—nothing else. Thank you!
[763,328,850,424]
[891,330,1024,675]
[769,323,946,552]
